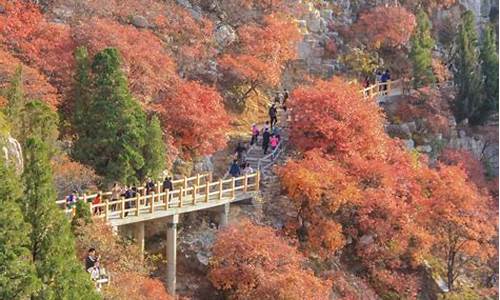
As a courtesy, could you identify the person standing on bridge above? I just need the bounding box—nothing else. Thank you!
[381,69,391,94]
[110,183,122,211]
[269,104,278,129]
[229,159,241,177]
[163,176,173,192]
[242,162,254,175]
[262,127,271,155]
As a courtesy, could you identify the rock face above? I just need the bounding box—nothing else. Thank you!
[386,124,412,139]
[214,24,236,47]
[131,15,149,28]
[178,222,216,273]
[1,134,23,174]
[193,155,214,174]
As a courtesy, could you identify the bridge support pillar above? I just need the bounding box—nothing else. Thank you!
[135,222,145,259]
[219,203,230,228]
[166,214,179,296]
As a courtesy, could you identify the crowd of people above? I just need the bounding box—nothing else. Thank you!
[364,69,391,95]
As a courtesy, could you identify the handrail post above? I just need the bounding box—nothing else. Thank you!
[183,177,188,189]
[231,177,236,199]
[136,194,141,216]
[208,172,213,182]
[196,174,200,187]
[120,198,125,219]
[205,183,210,202]
[244,173,248,192]
[219,179,223,201]
[388,80,392,95]
[256,171,260,191]
[165,189,170,209]
[150,193,155,214]
[192,186,197,205]
[179,187,183,208]
[104,200,109,220]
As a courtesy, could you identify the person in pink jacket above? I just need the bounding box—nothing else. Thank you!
[270,135,279,150]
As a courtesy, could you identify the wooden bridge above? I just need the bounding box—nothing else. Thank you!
[58,79,399,295]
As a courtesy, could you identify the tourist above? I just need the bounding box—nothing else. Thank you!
[235,142,247,164]
[145,178,155,195]
[65,190,78,209]
[250,124,259,146]
[262,128,270,155]
[163,176,173,192]
[123,186,135,216]
[282,88,289,112]
[270,134,279,150]
[110,183,122,211]
[243,162,254,175]
[229,159,241,177]
[364,76,370,88]
[85,248,99,272]
[274,92,281,104]
[92,192,102,215]
[269,104,278,129]
[381,69,391,94]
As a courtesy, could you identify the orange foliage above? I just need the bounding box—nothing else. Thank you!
[439,148,488,191]
[156,81,230,159]
[111,272,173,300]
[73,18,178,103]
[0,1,75,91]
[353,6,416,49]
[219,14,301,92]
[419,164,497,290]
[208,220,331,299]
[51,154,100,198]
[0,49,59,108]
[288,78,388,158]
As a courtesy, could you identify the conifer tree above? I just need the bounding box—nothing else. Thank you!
[73,46,92,135]
[0,141,39,299]
[22,138,99,300]
[480,24,499,115]
[410,9,435,88]
[4,65,26,138]
[140,115,167,181]
[73,48,147,185]
[20,100,59,155]
[453,11,484,124]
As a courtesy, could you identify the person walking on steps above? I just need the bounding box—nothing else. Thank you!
[235,142,247,164]
[274,92,281,105]
[269,104,278,129]
[282,88,289,112]
[262,127,271,155]
[250,124,259,146]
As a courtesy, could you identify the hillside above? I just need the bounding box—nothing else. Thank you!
[0,0,498,299]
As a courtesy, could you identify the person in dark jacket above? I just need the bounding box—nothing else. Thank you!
[229,159,241,177]
[269,104,278,129]
[282,89,289,112]
[85,248,99,271]
[145,178,155,195]
[262,128,271,154]
[163,177,173,192]
[235,142,247,164]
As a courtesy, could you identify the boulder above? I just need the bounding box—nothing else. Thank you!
[178,224,216,273]
[193,155,214,174]
[1,134,23,174]
[131,15,148,28]
[402,139,415,150]
[176,0,192,9]
[416,145,432,153]
[214,24,236,47]
[385,124,412,139]
[359,234,375,246]
[403,121,417,133]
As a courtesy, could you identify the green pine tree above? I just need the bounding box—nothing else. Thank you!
[410,9,435,88]
[0,148,40,299]
[4,65,26,138]
[71,198,92,230]
[73,48,148,185]
[453,10,484,124]
[22,138,100,300]
[140,115,167,181]
[20,100,59,156]
[480,23,499,115]
[73,46,92,135]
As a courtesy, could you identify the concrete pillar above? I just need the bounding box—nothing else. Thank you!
[166,214,179,296]
[219,203,230,228]
[135,222,145,259]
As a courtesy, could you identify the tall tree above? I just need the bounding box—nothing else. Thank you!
[73,46,92,135]
[3,65,26,138]
[73,48,148,185]
[22,138,99,300]
[0,148,39,299]
[140,115,166,181]
[480,23,499,115]
[453,11,484,124]
[20,100,59,155]
[409,9,435,88]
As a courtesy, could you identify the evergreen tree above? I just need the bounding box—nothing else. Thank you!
[73,46,92,134]
[453,10,484,124]
[71,198,92,230]
[480,24,499,115]
[410,9,435,88]
[22,138,99,300]
[73,48,147,185]
[4,65,26,138]
[20,100,59,155]
[0,149,39,299]
[140,115,167,181]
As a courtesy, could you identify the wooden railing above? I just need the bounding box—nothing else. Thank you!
[61,172,259,221]
[361,79,403,98]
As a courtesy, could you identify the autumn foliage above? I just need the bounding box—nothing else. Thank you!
[156,81,230,159]
[353,6,416,49]
[208,220,331,299]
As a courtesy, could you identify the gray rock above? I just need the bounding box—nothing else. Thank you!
[403,121,417,133]
[1,134,23,174]
[176,0,192,9]
[402,139,415,150]
[131,15,148,28]
[193,155,214,174]
[214,24,236,47]
[416,145,432,153]
[386,124,412,139]
[359,234,375,246]
[0,5,5,14]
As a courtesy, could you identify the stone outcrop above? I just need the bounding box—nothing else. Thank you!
[214,24,236,47]
[1,134,23,174]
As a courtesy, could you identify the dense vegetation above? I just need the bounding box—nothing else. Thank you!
[0,0,497,299]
